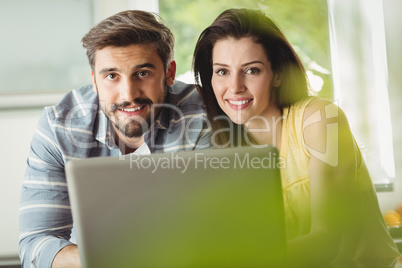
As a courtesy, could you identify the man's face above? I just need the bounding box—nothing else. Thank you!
[92,44,176,138]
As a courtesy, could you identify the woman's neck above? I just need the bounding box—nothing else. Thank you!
[244,106,283,150]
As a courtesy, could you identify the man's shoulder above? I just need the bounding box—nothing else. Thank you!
[36,84,101,154]
[46,84,98,121]
[167,81,203,107]
[150,81,210,153]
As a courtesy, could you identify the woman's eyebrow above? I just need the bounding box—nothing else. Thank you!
[212,61,265,67]
[212,63,229,67]
[241,61,264,67]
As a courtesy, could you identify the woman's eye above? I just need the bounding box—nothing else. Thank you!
[246,68,260,75]
[216,69,228,76]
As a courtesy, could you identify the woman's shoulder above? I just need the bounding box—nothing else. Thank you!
[284,96,352,141]
[285,96,320,117]
[289,96,335,112]
[284,96,319,123]
[285,96,345,123]
[301,96,349,126]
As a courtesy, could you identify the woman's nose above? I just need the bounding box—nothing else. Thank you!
[228,74,246,94]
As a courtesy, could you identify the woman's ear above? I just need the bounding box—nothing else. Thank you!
[273,73,281,87]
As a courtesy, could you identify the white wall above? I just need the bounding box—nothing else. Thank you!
[0,109,43,257]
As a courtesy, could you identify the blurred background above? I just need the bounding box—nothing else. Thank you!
[1,0,401,264]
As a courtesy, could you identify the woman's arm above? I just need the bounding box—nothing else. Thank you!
[287,98,358,266]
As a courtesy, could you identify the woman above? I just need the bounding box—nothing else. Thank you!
[193,8,399,265]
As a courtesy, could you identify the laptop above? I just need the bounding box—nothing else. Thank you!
[66,146,287,268]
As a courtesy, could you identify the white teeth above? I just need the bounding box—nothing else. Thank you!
[121,106,142,112]
[228,99,252,105]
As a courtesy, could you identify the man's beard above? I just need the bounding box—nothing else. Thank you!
[108,99,163,138]
[111,99,163,138]
[94,84,165,138]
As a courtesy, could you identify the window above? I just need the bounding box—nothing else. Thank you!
[0,0,93,94]
[328,0,395,190]
[159,0,333,100]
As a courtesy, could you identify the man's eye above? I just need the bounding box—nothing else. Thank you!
[246,68,260,75]
[106,73,117,80]
[137,70,150,78]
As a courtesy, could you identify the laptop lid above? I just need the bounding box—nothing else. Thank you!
[66,146,287,268]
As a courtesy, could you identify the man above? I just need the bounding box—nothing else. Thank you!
[19,10,210,268]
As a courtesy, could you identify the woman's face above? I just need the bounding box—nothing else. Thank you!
[211,37,281,125]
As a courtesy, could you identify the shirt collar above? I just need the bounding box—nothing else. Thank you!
[94,109,117,149]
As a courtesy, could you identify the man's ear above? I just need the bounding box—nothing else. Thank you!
[273,73,281,88]
[91,69,97,93]
[166,60,176,86]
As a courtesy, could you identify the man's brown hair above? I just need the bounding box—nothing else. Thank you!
[82,10,174,71]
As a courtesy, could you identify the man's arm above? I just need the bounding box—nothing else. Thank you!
[51,245,81,268]
[19,108,77,267]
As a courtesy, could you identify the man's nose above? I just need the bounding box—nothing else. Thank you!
[119,78,140,101]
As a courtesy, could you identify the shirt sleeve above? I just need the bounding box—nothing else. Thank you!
[19,108,74,268]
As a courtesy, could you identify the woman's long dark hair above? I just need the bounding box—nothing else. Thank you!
[193,8,309,147]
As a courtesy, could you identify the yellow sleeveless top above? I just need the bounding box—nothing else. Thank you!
[280,97,399,260]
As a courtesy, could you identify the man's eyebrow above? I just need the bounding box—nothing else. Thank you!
[97,63,156,75]
[135,63,156,70]
[98,67,119,75]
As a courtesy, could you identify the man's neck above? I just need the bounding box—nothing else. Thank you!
[114,131,145,155]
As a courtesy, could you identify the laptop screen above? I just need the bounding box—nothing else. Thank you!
[66,146,287,267]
